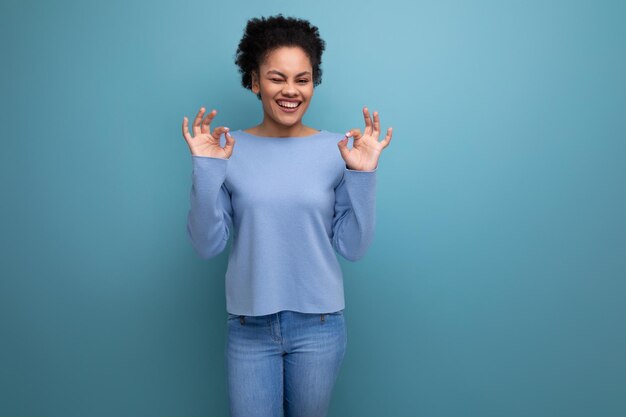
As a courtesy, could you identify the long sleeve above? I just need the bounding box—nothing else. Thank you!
[186,155,234,259]
[331,166,377,262]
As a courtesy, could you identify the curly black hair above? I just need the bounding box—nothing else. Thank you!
[234,14,326,100]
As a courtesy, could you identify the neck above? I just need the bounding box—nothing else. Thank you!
[253,117,312,138]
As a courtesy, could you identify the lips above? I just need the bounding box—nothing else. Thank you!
[276,99,302,113]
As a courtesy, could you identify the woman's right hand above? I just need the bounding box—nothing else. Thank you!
[182,107,235,159]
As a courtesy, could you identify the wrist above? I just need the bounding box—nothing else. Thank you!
[346,164,378,171]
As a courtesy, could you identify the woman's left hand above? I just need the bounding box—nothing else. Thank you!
[338,106,393,171]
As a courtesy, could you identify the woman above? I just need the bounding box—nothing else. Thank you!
[181,14,392,417]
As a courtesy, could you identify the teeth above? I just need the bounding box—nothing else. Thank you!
[277,100,300,108]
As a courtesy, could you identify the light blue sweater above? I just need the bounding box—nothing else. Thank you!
[186,129,377,316]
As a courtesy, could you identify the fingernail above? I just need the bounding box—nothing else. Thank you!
[345,131,351,137]
[225,127,229,131]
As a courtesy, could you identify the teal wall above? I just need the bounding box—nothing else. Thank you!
[1,0,625,416]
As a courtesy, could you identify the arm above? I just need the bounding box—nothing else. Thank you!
[332,106,392,261]
[331,166,377,261]
[186,155,234,259]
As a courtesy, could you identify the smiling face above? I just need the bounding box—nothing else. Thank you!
[251,46,315,135]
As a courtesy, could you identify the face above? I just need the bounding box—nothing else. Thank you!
[251,46,314,129]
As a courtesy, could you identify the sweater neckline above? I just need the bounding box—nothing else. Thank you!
[233,129,327,139]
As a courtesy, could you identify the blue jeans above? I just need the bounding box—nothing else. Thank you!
[225,309,347,417]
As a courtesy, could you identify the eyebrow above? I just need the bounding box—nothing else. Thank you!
[266,70,311,77]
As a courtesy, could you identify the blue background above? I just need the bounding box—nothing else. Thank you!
[1,0,625,416]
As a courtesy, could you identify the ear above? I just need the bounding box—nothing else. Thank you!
[251,71,260,94]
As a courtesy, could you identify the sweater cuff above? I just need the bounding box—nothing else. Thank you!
[191,155,228,190]
[345,164,377,173]
[342,166,377,191]
[192,155,229,162]
[192,155,229,170]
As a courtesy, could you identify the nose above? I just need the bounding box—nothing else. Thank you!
[281,80,298,96]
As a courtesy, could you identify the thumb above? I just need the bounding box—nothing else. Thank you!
[224,131,236,153]
[337,135,350,160]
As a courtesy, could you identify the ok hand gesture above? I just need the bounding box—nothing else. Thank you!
[337,107,393,171]
[182,107,235,159]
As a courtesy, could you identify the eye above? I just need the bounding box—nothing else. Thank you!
[298,79,310,84]
[271,78,283,82]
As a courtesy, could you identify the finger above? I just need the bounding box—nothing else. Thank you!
[192,107,207,136]
[363,107,373,136]
[211,126,230,141]
[201,109,217,134]
[182,116,193,144]
[380,127,393,149]
[344,128,362,140]
[373,111,381,137]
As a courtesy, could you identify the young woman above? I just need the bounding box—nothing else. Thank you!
[181,14,393,417]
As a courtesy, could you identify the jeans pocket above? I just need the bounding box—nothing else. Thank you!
[327,309,344,316]
[321,309,344,323]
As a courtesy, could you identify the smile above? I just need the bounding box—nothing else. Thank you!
[276,100,302,112]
